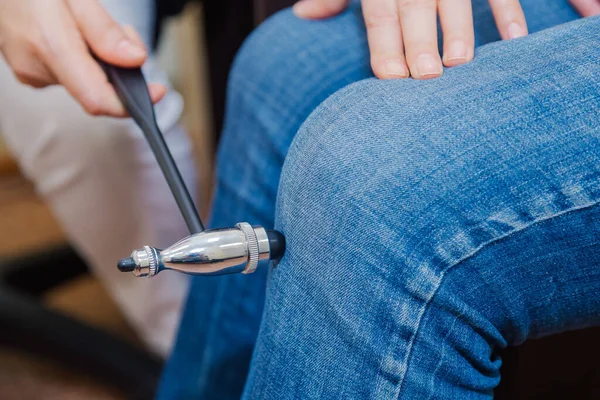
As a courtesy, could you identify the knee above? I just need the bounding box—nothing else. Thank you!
[267,80,509,390]
[271,69,565,346]
[273,75,501,317]
[265,79,507,391]
[273,77,452,305]
[276,77,441,246]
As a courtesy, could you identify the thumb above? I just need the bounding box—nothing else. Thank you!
[293,0,350,19]
[67,0,147,67]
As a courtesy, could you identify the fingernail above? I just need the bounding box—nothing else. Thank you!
[385,60,409,78]
[293,0,313,17]
[149,84,167,103]
[118,39,146,58]
[122,25,143,44]
[507,22,526,39]
[445,41,468,62]
[414,54,442,78]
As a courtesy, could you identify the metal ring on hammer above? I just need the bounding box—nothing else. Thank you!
[236,222,259,274]
[143,245,158,277]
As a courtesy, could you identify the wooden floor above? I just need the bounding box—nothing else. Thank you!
[0,162,131,399]
[0,173,64,257]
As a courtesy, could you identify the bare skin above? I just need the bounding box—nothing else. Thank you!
[570,0,600,16]
[0,0,597,115]
[293,0,599,80]
[0,0,166,117]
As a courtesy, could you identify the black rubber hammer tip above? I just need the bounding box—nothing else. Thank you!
[266,230,286,261]
[117,257,136,272]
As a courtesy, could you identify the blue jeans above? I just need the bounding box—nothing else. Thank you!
[159,1,600,398]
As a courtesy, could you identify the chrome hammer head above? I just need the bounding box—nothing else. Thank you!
[117,223,285,277]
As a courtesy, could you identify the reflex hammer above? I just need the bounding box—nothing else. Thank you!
[98,61,285,277]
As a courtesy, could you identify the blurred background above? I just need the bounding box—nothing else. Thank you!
[0,4,212,399]
[0,0,298,396]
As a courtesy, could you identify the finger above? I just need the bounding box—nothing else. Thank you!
[14,65,56,88]
[363,0,408,79]
[569,0,600,17]
[122,25,146,48]
[293,0,349,19]
[103,84,166,117]
[398,0,442,79]
[122,25,166,105]
[488,0,528,40]
[66,0,147,67]
[149,83,168,105]
[3,50,57,88]
[439,0,475,67]
[36,1,125,116]
[121,25,145,47]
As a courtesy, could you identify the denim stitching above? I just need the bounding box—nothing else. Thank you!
[394,199,600,398]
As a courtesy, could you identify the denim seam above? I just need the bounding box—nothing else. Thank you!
[394,198,600,398]
[425,314,461,400]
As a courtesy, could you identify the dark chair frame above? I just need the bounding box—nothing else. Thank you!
[0,246,162,399]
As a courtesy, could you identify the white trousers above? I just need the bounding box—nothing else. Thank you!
[0,0,194,357]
